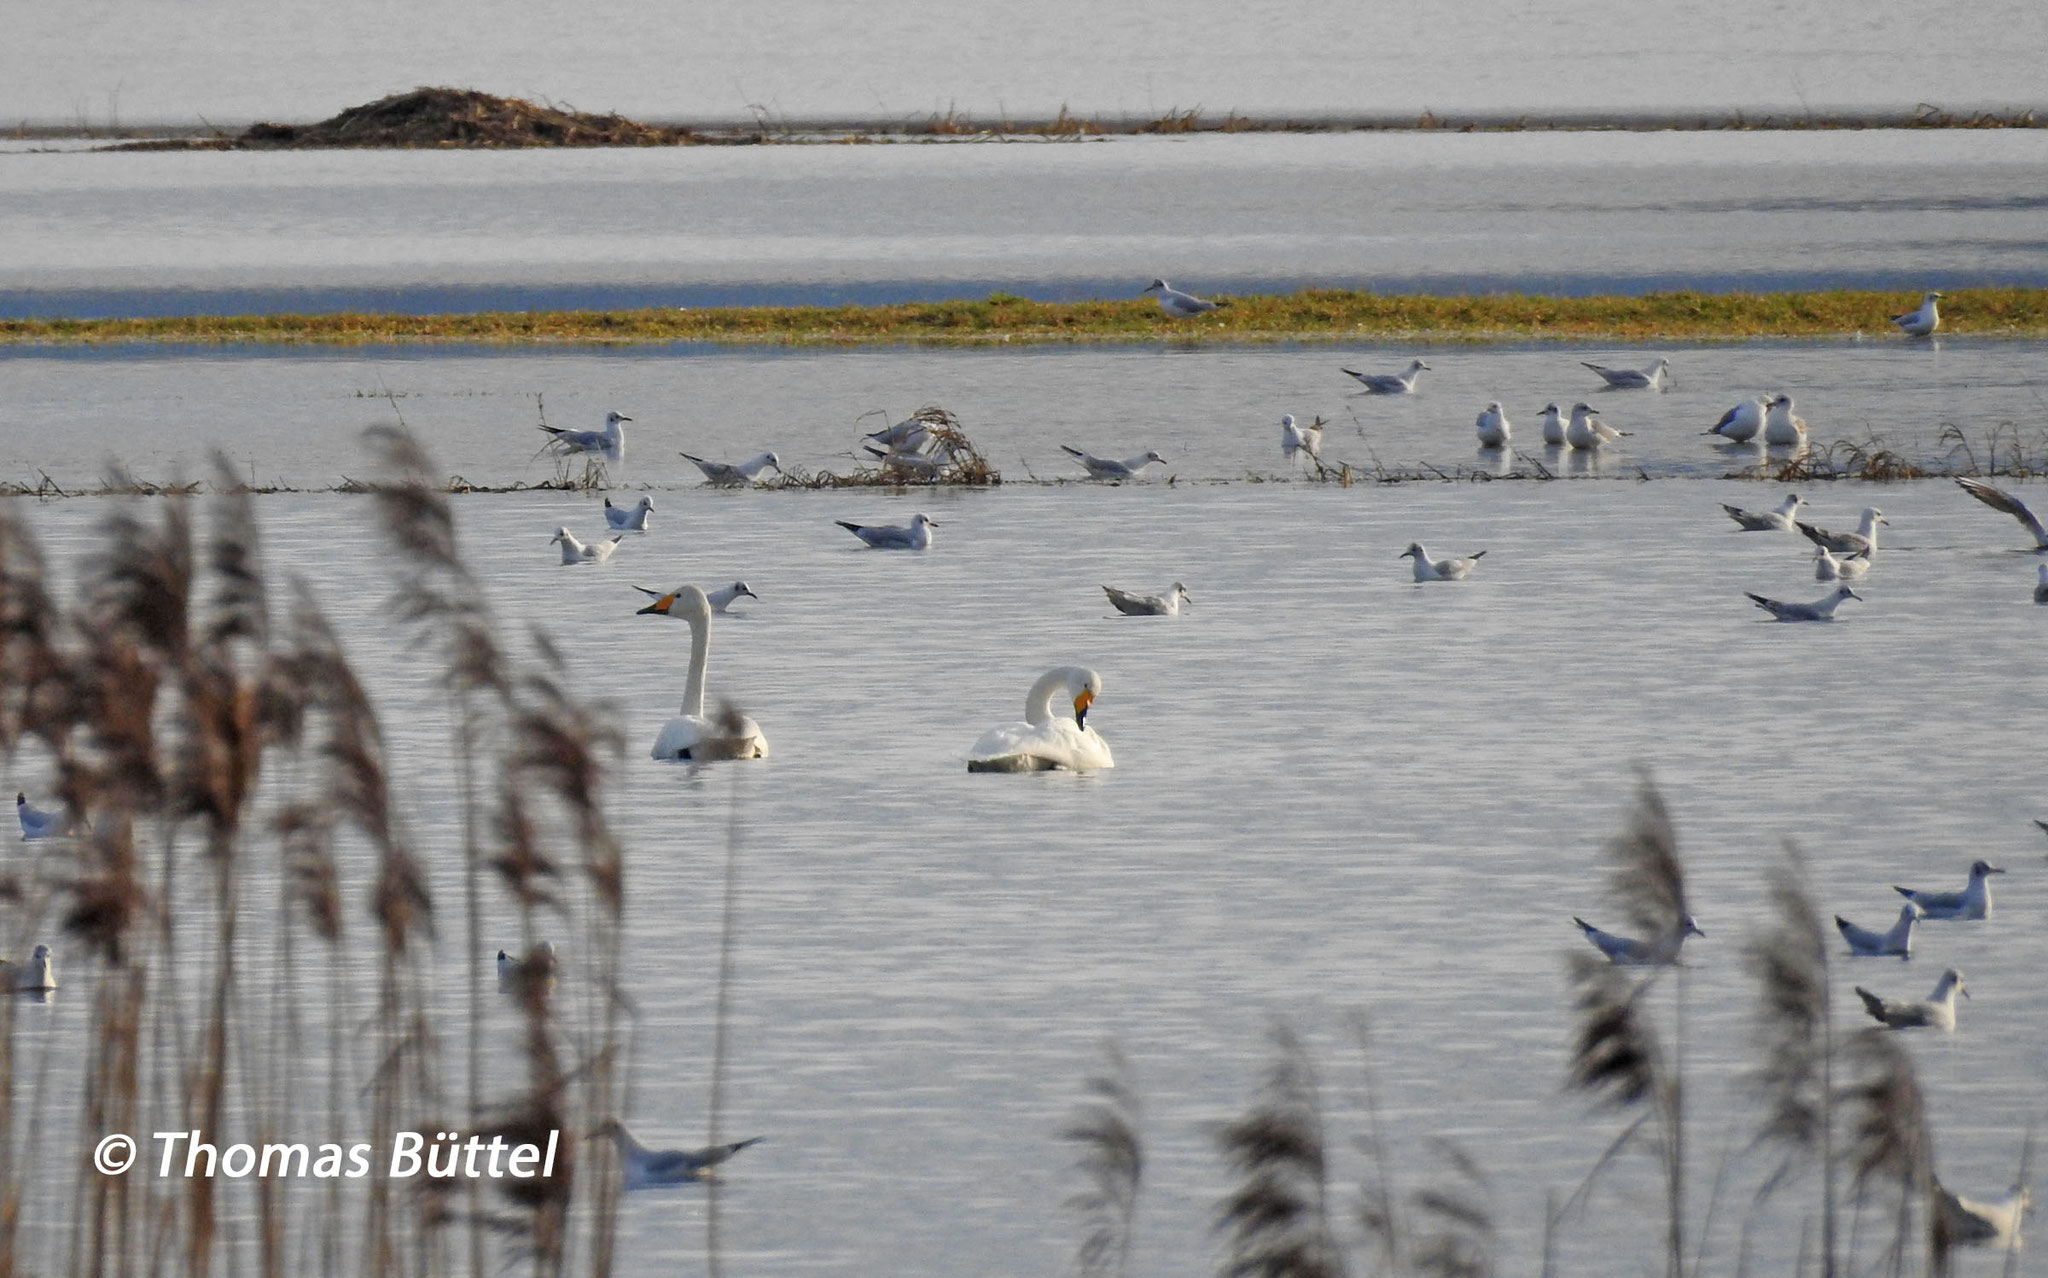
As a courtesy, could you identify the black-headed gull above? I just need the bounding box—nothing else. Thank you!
[16,792,79,840]
[2,944,57,992]
[1060,445,1167,481]
[1706,397,1768,443]
[836,513,935,550]
[1855,968,1966,1030]
[1142,279,1223,318]
[1474,402,1511,449]
[1934,1180,2029,1250]
[1796,507,1886,555]
[1341,359,1429,394]
[633,582,757,615]
[1889,290,1942,337]
[591,1120,762,1188]
[682,452,781,485]
[1573,915,1704,966]
[1893,859,2004,920]
[1582,357,1672,390]
[1763,394,1808,447]
[1814,546,1871,582]
[1836,902,1919,957]
[1279,414,1323,460]
[1746,584,1860,622]
[1565,403,1628,450]
[1955,478,2048,550]
[1538,403,1567,446]
[604,495,654,531]
[539,411,628,461]
[1103,582,1190,616]
[1400,542,1485,582]
[1721,494,1805,531]
[865,415,933,454]
[863,445,947,478]
[550,528,623,564]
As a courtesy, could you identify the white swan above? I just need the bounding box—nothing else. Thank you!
[968,667,1113,773]
[637,586,768,761]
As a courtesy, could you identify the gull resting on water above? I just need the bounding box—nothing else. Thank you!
[1399,543,1486,582]
[1763,394,1808,447]
[1706,397,1768,443]
[1796,507,1886,555]
[1893,859,2004,920]
[550,527,623,564]
[1836,902,1920,958]
[1341,359,1429,394]
[1721,493,1805,531]
[1856,968,1966,1030]
[1279,414,1323,460]
[633,582,758,615]
[681,452,781,485]
[591,1120,763,1188]
[1538,403,1567,446]
[17,792,80,840]
[1889,290,1942,337]
[0,944,57,992]
[1573,915,1704,966]
[1565,403,1629,450]
[836,513,936,550]
[603,495,654,531]
[1060,445,1167,481]
[1474,402,1511,449]
[1746,584,1859,622]
[1582,357,1673,390]
[1103,582,1191,616]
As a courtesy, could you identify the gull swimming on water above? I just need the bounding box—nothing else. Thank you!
[1889,290,1942,337]
[1796,507,1886,555]
[638,585,769,761]
[17,792,79,840]
[836,513,936,550]
[1706,397,1768,444]
[633,582,758,615]
[539,411,629,461]
[1582,357,1673,390]
[1060,445,1167,481]
[1814,546,1872,581]
[1573,915,1704,966]
[0,944,57,992]
[1103,582,1191,616]
[1955,478,2048,550]
[1399,543,1486,582]
[968,667,1112,773]
[591,1120,763,1188]
[1565,403,1629,450]
[1279,414,1323,460]
[681,452,781,485]
[1341,359,1429,394]
[1763,394,1809,447]
[1721,493,1806,532]
[1143,279,1223,318]
[550,528,623,564]
[1894,859,2005,920]
[1538,403,1567,446]
[603,496,654,531]
[1934,1180,2029,1250]
[1856,968,1966,1030]
[1746,584,1860,622]
[1474,402,1511,449]
[1836,902,1920,958]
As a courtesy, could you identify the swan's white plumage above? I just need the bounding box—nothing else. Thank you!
[968,667,1113,773]
[638,586,768,761]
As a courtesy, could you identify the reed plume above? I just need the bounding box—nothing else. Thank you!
[1408,1140,1496,1278]
[1214,1020,1344,1278]
[1061,1040,1144,1278]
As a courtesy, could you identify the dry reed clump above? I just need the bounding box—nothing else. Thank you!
[1061,1042,1144,1278]
[1214,1021,1345,1278]
[122,87,701,151]
[762,405,999,488]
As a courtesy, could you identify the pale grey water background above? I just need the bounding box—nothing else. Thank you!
[6,473,2046,1276]
[6,132,2048,315]
[8,0,2046,127]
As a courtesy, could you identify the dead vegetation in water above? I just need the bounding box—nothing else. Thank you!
[1728,423,2048,483]
[113,87,713,151]
[759,405,1000,488]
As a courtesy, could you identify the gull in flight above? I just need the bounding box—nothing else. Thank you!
[1797,507,1886,555]
[1955,478,2048,550]
[1279,414,1323,460]
[1836,902,1920,958]
[1103,582,1191,616]
[1721,493,1805,532]
[539,411,629,461]
[1341,359,1430,394]
[1889,290,1942,337]
[590,1120,763,1188]
[836,513,936,550]
[1061,445,1167,481]
[633,582,758,615]
[1814,546,1872,582]
[1706,397,1768,443]
[1143,279,1223,318]
[1538,403,1567,446]
[1582,357,1673,390]
[682,452,781,485]
[0,944,57,992]
[1400,542,1486,582]
[1475,402,1511,449]
[1894,859,2005,920]
[1573,915,1704,966]
[604,495,653,531]
[1934,1180,2030,1250]
[1763,394,1808,447]
[1856,968,1966,1030]
[17,792,81,840]
[1565,403,1629,450]
[550,528,623,564]
[1746,584,1860,622]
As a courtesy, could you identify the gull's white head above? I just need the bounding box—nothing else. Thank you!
[1484,401,1504,413]
[1170,582,1191,605]
[1144,279,1168,292]
[1143,451,1168,465]
[1410,359,1432,372]
[763,452,783,471]
[635,495,654,510]
[1280,414,1295,428]
[912,513,937,528]
[1968,860,2006,879]
[549,527,572,543]
[1836,586,1863,602]
[605,412,632,426]
[1399,543,1425,559]
[1678,915,1705,939]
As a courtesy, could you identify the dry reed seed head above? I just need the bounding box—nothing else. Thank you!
[489,781,563,913]
[203,451,271,647]
[1745,846,1832,1156]
[275,800,345,942]
[1601,770,1690,944]
[1842,1028,1932,1197]
[1564,949,1663,1108]
[61,813,147,964]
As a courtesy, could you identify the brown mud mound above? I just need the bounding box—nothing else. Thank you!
[125,87,703,150]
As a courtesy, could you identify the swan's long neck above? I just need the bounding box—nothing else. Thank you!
[1022,670,1068,726]
[682,609,710,719]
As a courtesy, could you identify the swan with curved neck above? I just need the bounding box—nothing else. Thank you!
[967,667,1112,773]
[637,585,768,761]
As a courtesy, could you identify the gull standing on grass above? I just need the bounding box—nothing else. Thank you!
[604,496,654,531]
[1474,402,1511,449]
[1890,290,1942,337]
[1538,403,1568,446]
[1279,414,1323,460]
[1565,403,1629,450]
[1060,445,1167,481]
[1399,543,1486,582]
[538,411,629,461]
[1955,478,2048,550]
[550,528,623,564]
[1836,902,1920,958]
[1573,915,1705,966]
[681,452,781,485]
[1143,279,1223,318]
[1763,394,1809,447]
[1582,357,1673,390]
[1103,583,1191,616]
[1746,584,1860,621]
[1856,969,1966,1030]
[1814,546,1871,581]
[1894,860,2005,920]
[1797,507,1886,555]
[835,513,936,550]
[1706,397,1768,443]
[1341,359,1430,394]
[1721,494,1805,531]
[590,1120,763,1188]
